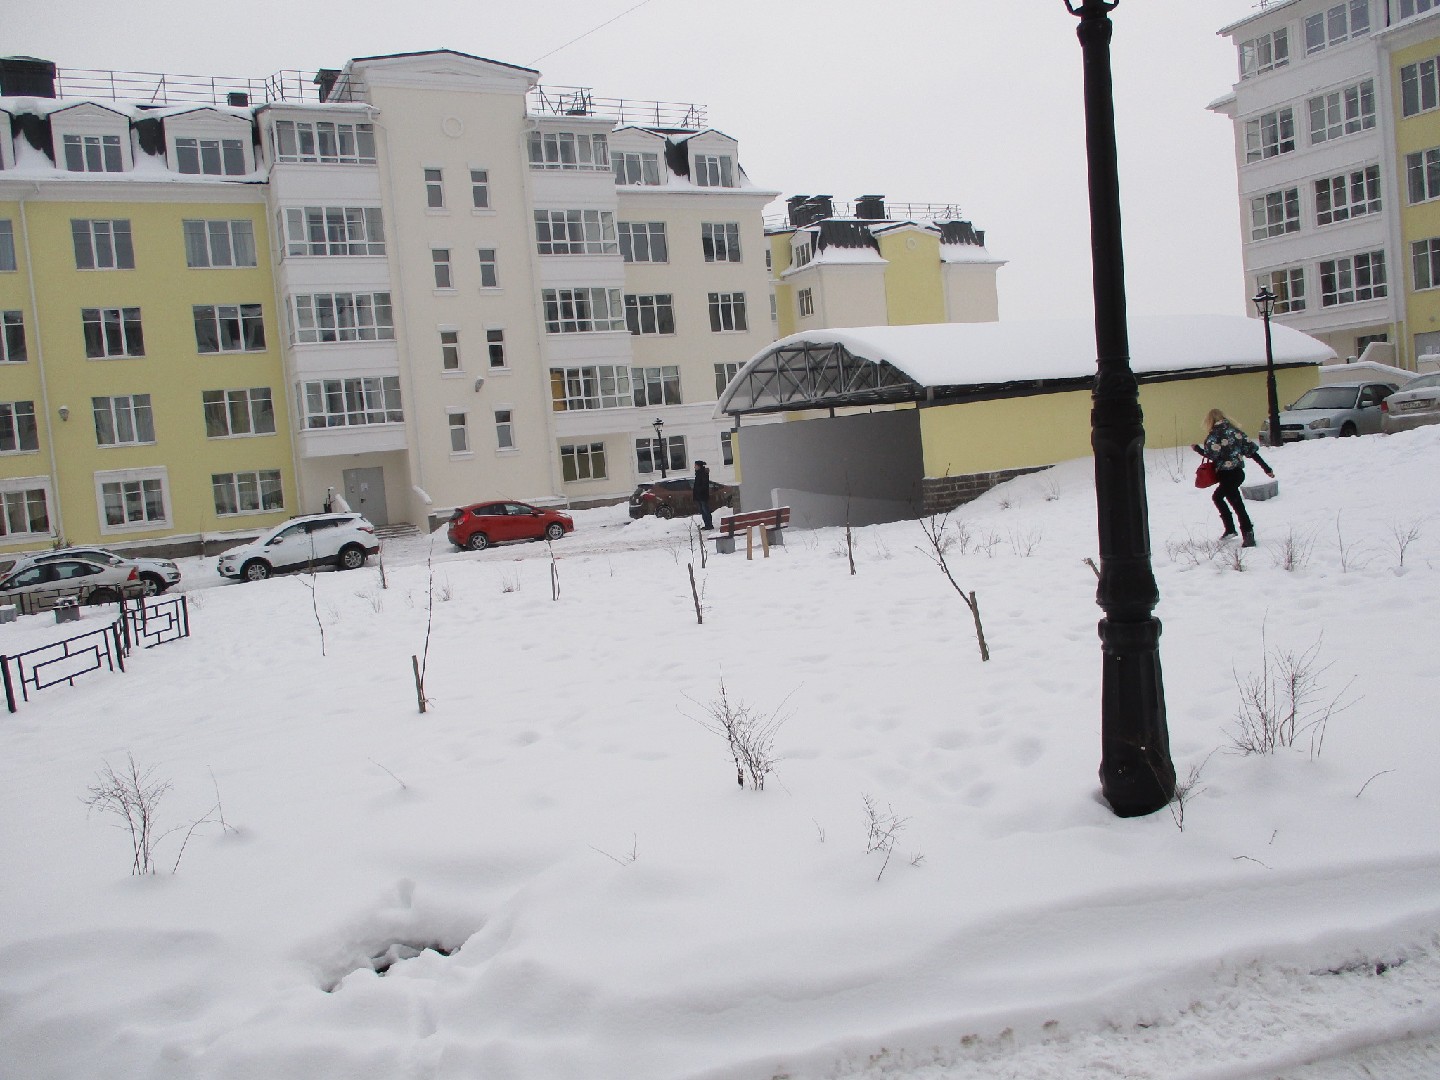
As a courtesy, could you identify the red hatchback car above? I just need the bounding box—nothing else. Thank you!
[447,500,574,551]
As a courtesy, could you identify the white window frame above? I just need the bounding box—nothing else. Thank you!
[792,239,814,267]
[561,441,607,482]
[202,387,276,439]
[636,434,686,476]
[72,219,134,270]
[62,132,124,173]
[693,154,735,188]
[1319,250,1387,307]
[542,287,626,334]
[212,470,284,517]
[432,249,453,290]
[1239,28,1290,79]
[798,287,815,317]
[174,136,247,176]
[1401,0,1437,17]
[1245,108,1296,163]
[1317,166,1381,224]
[714,362,742,397]
[624,294,675,335]
[470,168,491,210]
[1,311,25,363]
[721,430,734,467]
[618,221,668,263]
[1256,269,1306,314]
[1414,238,1440,291]
[447,409,471,455]
[1401,55,1440,118]
[612,150,661,185]
[633,365,682,407]
[1308,79,1375,145]
[1304,0,1370,55]
[0,400,38,453]
[183,219,257,268]
[550,366,632,411]
[534,209,618,255]
[494,407,515,451]
[1408,149,1440,205]
[82,307,144,359]
[424,167,445,210]
[0,476,52,541]
[478,248,499,288]
[92,394,155,447]
[299,376,404,429]
[0,220,14,272]
[290,292,393,344]
[193,304,266,354]
[486,328,507,369]
[272,119,376,165]
[527,131,610,171]
[440,328,461,372]
[708,291,748,333]
[1249,188,1300,241]
[282,206,385,257]
[96,467,170,533]
[702,221,742,262]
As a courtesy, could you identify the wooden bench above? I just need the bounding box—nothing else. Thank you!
[712,506,790,558]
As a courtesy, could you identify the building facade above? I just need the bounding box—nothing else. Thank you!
[1211,0,1440,369]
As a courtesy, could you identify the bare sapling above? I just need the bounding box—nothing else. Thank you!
[687,563,705,624]
[1335,512,1369,572]
[1391,519,1422,569]
[861,793,909,881]
[548,540,561,601]
[84,753,171,874]
[412,544,436,713]
[1229,627,1356,757]
[689,678,792,790]
[377,543,389,590]
[1272,526,1315,572]
[917,511,990,662]
[297,573,327,656]
[1167,751,1214,832]
[688,522,708,570]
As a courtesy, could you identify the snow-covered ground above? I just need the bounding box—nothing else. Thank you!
[3,427,1439,1080]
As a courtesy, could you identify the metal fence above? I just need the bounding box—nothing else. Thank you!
[527,85,707,129]
[53,66,320,106]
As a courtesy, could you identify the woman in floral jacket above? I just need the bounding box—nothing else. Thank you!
[1192,408,1274,548]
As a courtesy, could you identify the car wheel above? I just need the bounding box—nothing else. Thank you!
[466,532,490,551]
[241,560,271,582]
[87,587,120,605]
[1340,422,1358,437]
[544,522,565,541]
[337,544,367,571]
[139,572,166,596]
[655,504,675,520]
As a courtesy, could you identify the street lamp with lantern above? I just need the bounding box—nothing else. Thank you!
[1065,0,1176,818]
[1252,286,1283,448]
[652,417,668,478]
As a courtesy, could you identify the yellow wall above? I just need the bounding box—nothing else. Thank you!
[877,230,946,325]
[918,367,1318,477]
[769,231,797,338]
[13,197,294,550]
[1394,33,1440,368]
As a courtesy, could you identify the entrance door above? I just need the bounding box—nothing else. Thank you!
[343,467,389,526]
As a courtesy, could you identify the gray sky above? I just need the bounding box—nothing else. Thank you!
[11,0,1263,322]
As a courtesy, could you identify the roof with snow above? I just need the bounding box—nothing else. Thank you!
[717,315,1336,416]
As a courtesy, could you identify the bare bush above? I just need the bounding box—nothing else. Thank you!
[862,794,909,881]
[689,678,791,790]
[918,511,990,661]
[977,529,1003,558]
[1229,629,1356,758]
[1008,527,1043,557]
[1167,752,1214,832]
[437,578,455,602]
[1038,476,1062,502]
[84,753,171,874]
[500,570,521,594]
[1165,532,1228,568]
[1271,526,1315,572]
[1336,513,1371,572]
[358,588,384,613]
[1391,519,1422,569]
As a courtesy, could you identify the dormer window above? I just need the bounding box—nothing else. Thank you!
[63,134,123,173]
[694,154,735,188]
[792,240,813,268]
[176,137,246,176]
[613,151,660,186]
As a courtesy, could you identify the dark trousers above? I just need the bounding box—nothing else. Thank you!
[1212,467,1251,533]
[696,498,712,529]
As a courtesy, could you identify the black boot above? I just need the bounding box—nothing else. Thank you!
[1241,529,1256,548]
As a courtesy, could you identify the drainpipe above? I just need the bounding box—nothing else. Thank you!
[17,185,65,543]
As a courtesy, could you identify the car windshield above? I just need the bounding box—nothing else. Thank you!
[1289,387,1358,410]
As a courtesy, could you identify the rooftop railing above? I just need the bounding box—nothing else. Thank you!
[527,85,707,129]
[764,201,968,230]
[50,66,322,106]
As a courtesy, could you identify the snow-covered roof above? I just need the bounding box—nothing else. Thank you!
[718,315,1335,416]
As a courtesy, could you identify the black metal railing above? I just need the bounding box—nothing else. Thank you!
[122,594,191,651]
[53,66,321,106]
[528,85,707,129]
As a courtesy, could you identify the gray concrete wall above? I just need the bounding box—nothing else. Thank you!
[735,410,924,528]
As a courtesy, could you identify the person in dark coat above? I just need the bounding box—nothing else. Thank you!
[693,460,713,529]
[1192,408,1274,547]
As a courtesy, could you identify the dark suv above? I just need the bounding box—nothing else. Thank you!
[628,476,738,520]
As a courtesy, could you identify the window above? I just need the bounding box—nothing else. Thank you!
[1414,239,1440,291]
[618,221,668,263]
[424,168,445,209]
[471,169,490,209]
[441,330,460,371]
[714,361,741,397]
[1249,189,1299,241]
[1317,166,1381,224]
[176,137,246,175]
[770,293,778,321]
[0,480,50,539]
[1409,150,1440,205]
[273,119,376,165]
[194,304,265,353]
[792,240,813,268]
[487,329,506,368]
[765,248,773,273]
[98,470,169,530]
[282,206,385,256]
[448,412,470,453]
[92,395,154,446]
[702,222,741,262]
[633,365,682,407]
[1401,0,1437,15]
[1239,28,1290,78]
[71,220,133,270]
[542,287,626,333]
[798,287,815,317]
[612,150,661,185]
[0,401,37,453]
[527,131,610,171]
[1304,0,1369,54]
[1401,56,1440,117]
[478,249,499,288]
[82,308,144,358]
[694,154,735,188]
[202,388,275,438]
[721,430,734,467]
[636,435,686,475]
[708,292,748,332]
[561,442,606,481]
[534,209,618,255]
[495,409,514,450]
[1245,108,1295,162]
[432,249,453,289]
[183,219,257,268]
[1,312,26,363]
[0,221,13,271]
[549,365,631,411]
[300,376,404,428]
[291,292,393,343]
[1256,269,1306,314]
[212,470,283,516]
[1320,251,1387,307]
[625,294,675,335]
[63,134,122,173]
[1308,80,1375,144]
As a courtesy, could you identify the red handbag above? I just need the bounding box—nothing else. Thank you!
[1195,461,1219,488]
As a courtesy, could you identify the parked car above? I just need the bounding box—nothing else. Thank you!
[447,500,574,551]
[1381,371,1440,434]
[1258,381,1397,442]
[24,546,180,595]
[628,476,738,520]
[0,556,145,609]
[217,513,379,582]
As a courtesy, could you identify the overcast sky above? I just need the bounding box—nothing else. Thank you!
[10,0,1264,323]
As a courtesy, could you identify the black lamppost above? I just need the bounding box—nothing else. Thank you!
[1252,286,1283,448]
[652,417,668,478]
[1065,0,1175,817]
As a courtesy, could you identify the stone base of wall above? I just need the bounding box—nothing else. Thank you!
[921,466,1051,516]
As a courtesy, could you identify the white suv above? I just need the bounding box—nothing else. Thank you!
[217,513,380,582]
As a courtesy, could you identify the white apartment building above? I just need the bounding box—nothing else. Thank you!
[1211,0,1440,367]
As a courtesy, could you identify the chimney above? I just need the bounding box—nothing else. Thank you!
[806,195,834,224]
[786,194,811,228]
[314,68,341,103]
[0,56,57,98]
[854,195,887,221]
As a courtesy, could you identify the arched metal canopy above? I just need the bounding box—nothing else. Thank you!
[717,340,923,416]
